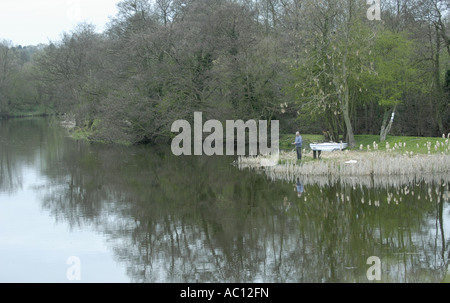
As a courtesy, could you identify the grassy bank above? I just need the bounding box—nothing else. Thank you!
[279,133,450,156]
[66,120,133,146]
[353,134,450,155]
[238,133,450,185]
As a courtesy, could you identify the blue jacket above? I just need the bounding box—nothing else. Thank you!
[295,136,303,148]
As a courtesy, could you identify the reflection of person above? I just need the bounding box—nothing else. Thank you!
[292,132,303,160]
[295,178,304,198]
[283,196,291,211]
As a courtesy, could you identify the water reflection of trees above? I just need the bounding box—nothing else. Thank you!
[315,180,450,282]
[0,118,64,193]
[3,118,442,282]
[34,130,450,282]
[7,118,449,282]
[1,119,25,193]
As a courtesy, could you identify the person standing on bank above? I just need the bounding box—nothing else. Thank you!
[292,131,303,160]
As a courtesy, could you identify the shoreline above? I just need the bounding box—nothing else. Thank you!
[54,114,450,188]
[236,148,450,187]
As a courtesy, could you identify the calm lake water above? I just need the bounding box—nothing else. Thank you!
[1,117,449,283]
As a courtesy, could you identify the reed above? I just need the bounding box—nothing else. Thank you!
[236,143,450,187]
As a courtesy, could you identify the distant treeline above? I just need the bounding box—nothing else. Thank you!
[0,0,449,145]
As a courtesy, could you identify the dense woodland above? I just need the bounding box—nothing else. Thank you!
[0,0,449,146]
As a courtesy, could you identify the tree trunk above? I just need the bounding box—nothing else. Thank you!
[339,3,356,149]
[340,50,355,148]
[434,25,445,135]
[380,106,396,142]
[342,91,355,148]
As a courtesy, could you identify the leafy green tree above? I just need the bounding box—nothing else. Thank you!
[367,30,418,141]
[289,0,378,147]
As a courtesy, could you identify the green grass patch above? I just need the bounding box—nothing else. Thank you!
[279,133,449,157]
[70,128,93,141]
[354,134,449,155]
[69,120,133,146]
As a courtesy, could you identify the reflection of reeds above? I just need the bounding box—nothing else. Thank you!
[237,149,450,187]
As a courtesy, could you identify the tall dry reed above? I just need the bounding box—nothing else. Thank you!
[236,150,450,187]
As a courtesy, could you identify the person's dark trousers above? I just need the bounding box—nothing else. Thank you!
[296,147,302,160]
